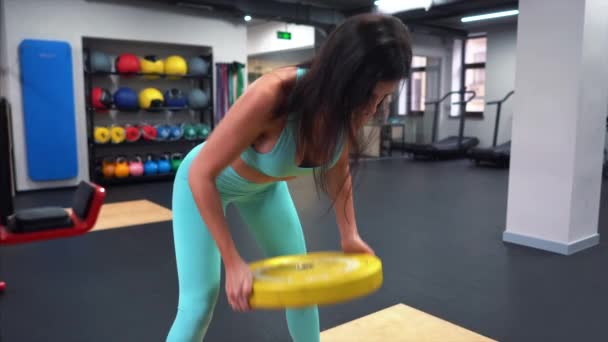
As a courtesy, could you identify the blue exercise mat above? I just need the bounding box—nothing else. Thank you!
[19,39,78,181]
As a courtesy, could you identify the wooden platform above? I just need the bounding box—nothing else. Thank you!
[91,200,172,231]
[321,303,497,342]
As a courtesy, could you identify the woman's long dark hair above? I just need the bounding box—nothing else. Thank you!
[285,13,412,198]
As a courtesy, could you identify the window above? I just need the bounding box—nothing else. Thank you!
[451,36,487,117]
[464,36,486,114]
[396,56,428,116]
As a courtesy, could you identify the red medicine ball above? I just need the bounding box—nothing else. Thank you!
[115,53,140,75]
[92,87,113,109]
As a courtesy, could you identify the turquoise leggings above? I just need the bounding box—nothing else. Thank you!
[166,143,320,342]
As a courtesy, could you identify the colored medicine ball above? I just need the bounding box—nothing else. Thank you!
[169,124,183,140]
[183,123,197,140]
[140,55,164,79]
[94,126,111,144]
[156,124,171,141]
[188,57,209,76]
[89,51,112,73]
[164,88,187,108]
[139,88,164,109]
[113,87,138,110]
[115,53,140,75]
[187,89,209,109]
[165,55,187,79]
[194,123,210,139]
[141,125,158,141]
[92,87,113,109]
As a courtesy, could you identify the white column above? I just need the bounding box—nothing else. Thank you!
[504,0,608,255]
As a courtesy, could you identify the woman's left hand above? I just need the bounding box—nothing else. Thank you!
[341,233,375,255]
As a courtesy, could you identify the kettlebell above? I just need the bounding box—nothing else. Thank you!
[144,155,159,175]
[94,126,111,144]
[171,153,183,172]
[114,156,130,178]
[158,153,172,174]
[183,123,197,140]
[111,125,126,144]
[102,158,116,178]
[129,155,144,176]
[156,124,171,141]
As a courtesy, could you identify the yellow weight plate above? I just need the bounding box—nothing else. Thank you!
[249,251,383,309]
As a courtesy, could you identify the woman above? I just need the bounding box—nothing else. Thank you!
[167,13,412,342]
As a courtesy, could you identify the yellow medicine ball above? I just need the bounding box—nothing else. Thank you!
[165,55,188,79]
[94,126,111,144]
[140,55,165,80]
[138,88,164,109]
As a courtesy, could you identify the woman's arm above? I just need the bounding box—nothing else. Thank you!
[326,144,358,241]
[327,144,374,255]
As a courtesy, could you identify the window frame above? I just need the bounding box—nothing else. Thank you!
[407,65,427,116]
[453,35,487,119]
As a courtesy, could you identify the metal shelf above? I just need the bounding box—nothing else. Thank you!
[86,70,210,80]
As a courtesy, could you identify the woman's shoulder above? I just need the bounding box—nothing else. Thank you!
[246,67,298,111]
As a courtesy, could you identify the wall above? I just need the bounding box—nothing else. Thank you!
[465,23,518,147]
[2,0,247,191]
[247,21,315,56]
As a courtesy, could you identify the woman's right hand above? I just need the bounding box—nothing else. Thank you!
[225,257,253,312]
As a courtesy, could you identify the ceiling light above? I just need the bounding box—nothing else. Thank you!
[244,15,252,22]
[374,0,432,14]
[461,9,519,23]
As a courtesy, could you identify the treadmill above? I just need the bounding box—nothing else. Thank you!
[468,90,514,167]
[403,90,480,159]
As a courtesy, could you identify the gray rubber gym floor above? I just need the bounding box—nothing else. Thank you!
[2,158,607,342]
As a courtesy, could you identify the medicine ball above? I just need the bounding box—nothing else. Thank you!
[116,53,140,75]
[92,87,113,109]
[183,123,197,140]
[156,124,171,141]
[188,57,209,76]
[139,88,164,109]
[113,87,138,110]
[141,125,158,141]
[125,125,141,142]
[164,88,187,108]
[194,123,210,139]
[165,55,187,79]
[89,51,112,73]
[169,124,183,140]
[188,89,209,109]
[110,125,126,144]
[140,55,164,79]
[94,126,111,144]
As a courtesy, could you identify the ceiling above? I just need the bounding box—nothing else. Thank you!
[275,0,371,11]
[395,0,519,34]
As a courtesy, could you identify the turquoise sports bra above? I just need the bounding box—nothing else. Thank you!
[240,68,344,178]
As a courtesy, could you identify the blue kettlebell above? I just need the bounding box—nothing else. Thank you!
[156,125,171,141]
[158,154,172,174]
[144,155,158,175]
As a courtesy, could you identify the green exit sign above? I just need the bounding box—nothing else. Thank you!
[277,31,292,40]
